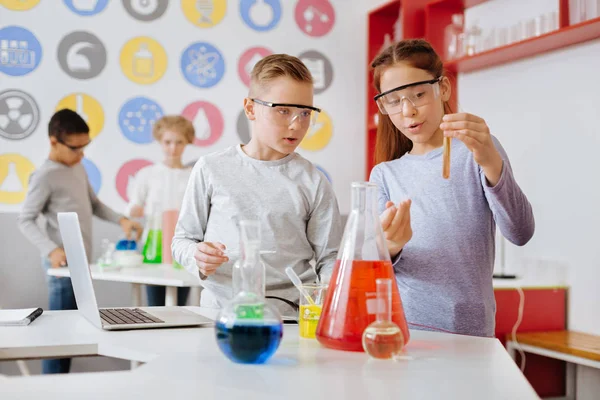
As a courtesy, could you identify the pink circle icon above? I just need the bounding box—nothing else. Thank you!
[181,101,224,147]
[238,47,272,87]
[295,0,335,37]
[115,159,154,203]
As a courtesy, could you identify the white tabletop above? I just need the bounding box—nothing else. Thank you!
[47,265,566,291]
[47,264,202,288]
[0,308,538,399]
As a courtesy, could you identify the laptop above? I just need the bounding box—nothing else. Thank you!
[58,212,213,331]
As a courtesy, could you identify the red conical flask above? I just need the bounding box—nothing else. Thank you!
[316,182,410,351]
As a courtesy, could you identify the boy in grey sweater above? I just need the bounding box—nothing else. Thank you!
[18,109,141,374]
[172,54,343,314]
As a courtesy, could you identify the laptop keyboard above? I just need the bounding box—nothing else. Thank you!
[100,308,165,326]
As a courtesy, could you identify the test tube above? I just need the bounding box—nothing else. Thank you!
[442,137,451,179]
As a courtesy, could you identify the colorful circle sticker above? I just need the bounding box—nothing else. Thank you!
[115,159,154,202]
[295,0,335,37]
[181,0,226,28]
[120,37,167,85]
[118,97,164,144]
[316,165,332,183]
[298,50,333,95]
[0,0,40,11]
[299,110,332,151]
[238,46,272,87]
[181,101,224,147]
[57,31,107,80]
[0,90,40,140]
[236,109,251,144]
[55,93,104,139]
[82,158,101,194]
[122,0,168,21]
[0,26,42,76]
[240,0,281,32]
[0,153,35,205]
[63,0,109,16]
[180,42,225,88]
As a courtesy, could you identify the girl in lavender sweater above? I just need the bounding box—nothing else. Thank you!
[370,39,535,337]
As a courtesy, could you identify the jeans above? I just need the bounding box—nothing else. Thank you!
[42,258,77,374]
[146,285,190,306]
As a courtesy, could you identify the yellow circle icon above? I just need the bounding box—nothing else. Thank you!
[0,154,35,205]
[299,111,333,151]
[0,0,40,11]
[55,93,104,139]
[120,37,167,85]
[181,0,227,28]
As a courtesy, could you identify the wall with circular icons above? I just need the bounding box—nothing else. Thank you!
[55,93,104,140]
[298,110,332,151]
[115,159,154,203]
[57,31,107,80]
[120,37,168,85]
[0,26,42,76]
[240,0,282,32]
[0,0,366,214]
[119,97,164,144]
[181,101,225,147]
[82,158,102,194]
[180,42,225,89]
[0,153,36,205]
[63,0,109,16]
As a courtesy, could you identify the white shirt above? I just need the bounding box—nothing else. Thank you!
[125,163,192,216]
[172,145,342,314]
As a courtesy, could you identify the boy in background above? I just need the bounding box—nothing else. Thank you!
[18,109,141,374]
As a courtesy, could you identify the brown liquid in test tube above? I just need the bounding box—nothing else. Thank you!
[443,137,451,179]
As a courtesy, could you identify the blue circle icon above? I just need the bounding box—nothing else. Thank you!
[240,0,282,32]
[0,26,42,76]
[82,158,102,194]
[63,0,109,16]
[118,97,164,144]
[181,42,225,88]
[316,165,332,183]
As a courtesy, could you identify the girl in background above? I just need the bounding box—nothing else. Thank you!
[126,116,195,306]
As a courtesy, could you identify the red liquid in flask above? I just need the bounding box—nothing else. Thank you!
[315,259,410,352]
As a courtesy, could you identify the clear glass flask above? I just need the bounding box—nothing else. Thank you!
[215,220,282,364]
[231,221,266,298]
[315,182,410,352]
[362,278,405,359]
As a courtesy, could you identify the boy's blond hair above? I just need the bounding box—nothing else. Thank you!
[153,115,195,143]
[249,54,313,96]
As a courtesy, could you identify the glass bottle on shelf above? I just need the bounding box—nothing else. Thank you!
[381,33,393,53]
[444,13,464,60]
[465,22,482,56]
[393,7,403,42]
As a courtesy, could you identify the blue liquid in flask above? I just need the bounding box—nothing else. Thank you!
[215,321,283,364]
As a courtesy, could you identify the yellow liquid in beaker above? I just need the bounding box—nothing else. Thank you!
[299,304,322,339]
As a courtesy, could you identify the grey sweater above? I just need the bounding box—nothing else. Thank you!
[370,137,534,337]
[18,160,122,262]
[172,145,343,315]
